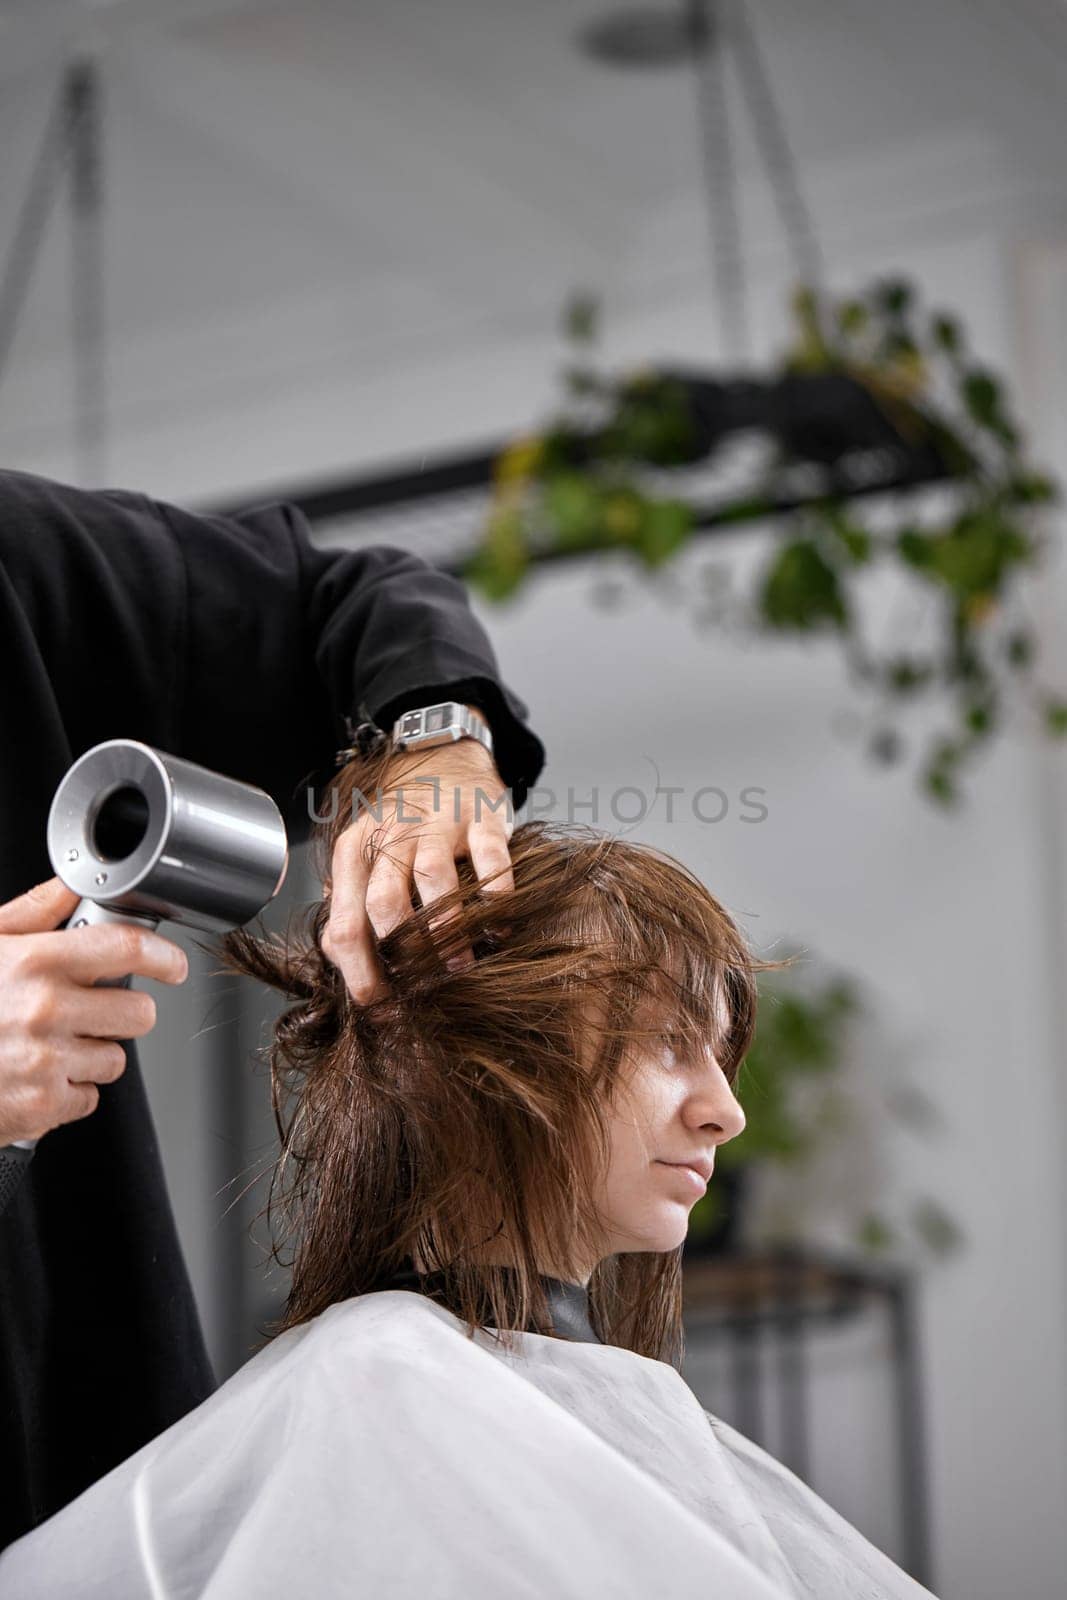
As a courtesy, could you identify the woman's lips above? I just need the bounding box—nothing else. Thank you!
[656,1160,709,1195]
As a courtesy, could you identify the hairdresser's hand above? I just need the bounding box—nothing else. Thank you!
[0,876,189,1146]
[321,729,514,1005]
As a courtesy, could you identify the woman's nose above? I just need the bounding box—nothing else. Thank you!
[686,1065,746,1144]
[715,1091,747,1144]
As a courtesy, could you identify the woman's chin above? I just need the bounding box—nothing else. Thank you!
[634,1212,692,1254]
[604,1200,696,1256]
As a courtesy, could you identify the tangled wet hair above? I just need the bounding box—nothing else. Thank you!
[208,740,791,1367]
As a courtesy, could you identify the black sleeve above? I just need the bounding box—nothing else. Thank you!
[0,468,546,836]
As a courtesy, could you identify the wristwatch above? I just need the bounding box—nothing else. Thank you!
[336,700,494,769]
[391,701,494,759]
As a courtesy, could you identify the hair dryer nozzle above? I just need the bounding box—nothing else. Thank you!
[46,739,290,935]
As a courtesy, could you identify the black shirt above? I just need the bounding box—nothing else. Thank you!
[0,467,546,1548]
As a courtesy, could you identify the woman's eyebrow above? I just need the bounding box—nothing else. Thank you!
[634,996,674,1031]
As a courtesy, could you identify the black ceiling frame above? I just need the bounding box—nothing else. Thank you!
[202,370,952,578]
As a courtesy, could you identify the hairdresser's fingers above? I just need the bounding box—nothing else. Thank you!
[0,876,81,936]
[322,822,393,1006]
[361,830,418,944]
[64,1038,130,1086]
[465,821,515,896]
[465,820,515,943]
[55,1081,100,1130]
[411,835,476,973]
[40,981,161,1041]
[37,922,189,989]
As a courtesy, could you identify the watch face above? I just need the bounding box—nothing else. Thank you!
[423,706,450,733]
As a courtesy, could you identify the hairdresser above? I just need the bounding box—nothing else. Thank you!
[0,466,546,1551]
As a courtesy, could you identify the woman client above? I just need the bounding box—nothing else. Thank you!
[0,739,940,1599]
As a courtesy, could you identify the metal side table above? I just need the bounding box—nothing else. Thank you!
[681,1244,934,1591]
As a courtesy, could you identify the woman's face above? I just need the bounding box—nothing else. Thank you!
[591,992,747,1263]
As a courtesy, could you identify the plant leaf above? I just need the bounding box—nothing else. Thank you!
[758,539,849,631]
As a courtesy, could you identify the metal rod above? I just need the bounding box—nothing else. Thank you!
[774,1247,810,1480]
[888,1273,936,1589]
[729,0,823,290]
[687,0,751,363]
[0,76,72,387]
[68,57,107,485]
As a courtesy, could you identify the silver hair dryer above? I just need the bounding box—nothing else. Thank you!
[0,739,289,1209]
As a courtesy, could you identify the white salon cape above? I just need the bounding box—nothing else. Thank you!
[0,1289,938,1599]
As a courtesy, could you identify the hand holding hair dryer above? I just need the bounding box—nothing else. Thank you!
[0,740,289,1211]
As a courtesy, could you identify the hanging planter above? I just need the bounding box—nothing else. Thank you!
[462,279,1066,806]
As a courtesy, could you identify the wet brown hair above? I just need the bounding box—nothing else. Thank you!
[209,741,790,1367]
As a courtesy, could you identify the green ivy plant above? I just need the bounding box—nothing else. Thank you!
[462,280,1067,806]
[685,962,965,1265]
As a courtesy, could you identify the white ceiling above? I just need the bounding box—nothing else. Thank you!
[2,0,1067,493]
